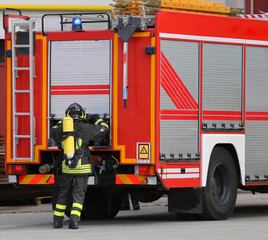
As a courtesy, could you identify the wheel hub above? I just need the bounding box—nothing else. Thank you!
[212,164,231,205]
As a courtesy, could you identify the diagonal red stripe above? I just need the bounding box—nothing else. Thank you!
[161,68,189,108]
[19,175,27,183]
[127,175,142,184]
[116,175,125,184]
[162,54,198,109]
[161,74,186,109]
[46,175,55,184]
[161,52,198,110]
[161,59,191,108]
[161,57,193,109]
[161,57,191,108]
[29,175,44,184]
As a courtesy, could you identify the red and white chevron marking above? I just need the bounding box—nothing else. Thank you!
[238,14,268,19]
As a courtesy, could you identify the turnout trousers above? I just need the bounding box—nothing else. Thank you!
[54,174,88,222]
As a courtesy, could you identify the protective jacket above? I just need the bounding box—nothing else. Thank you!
[51,119,108,175]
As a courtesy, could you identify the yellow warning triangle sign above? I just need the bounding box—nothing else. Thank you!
[140,146,148,154]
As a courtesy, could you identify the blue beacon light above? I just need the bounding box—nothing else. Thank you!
[72,17,83,31]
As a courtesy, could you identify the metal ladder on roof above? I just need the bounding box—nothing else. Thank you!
[11,18,36,161]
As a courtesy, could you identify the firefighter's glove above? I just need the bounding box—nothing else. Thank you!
[95,118,109,130]
[90,114,100,123]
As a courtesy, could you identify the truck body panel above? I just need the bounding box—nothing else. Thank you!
[4,9,268,193]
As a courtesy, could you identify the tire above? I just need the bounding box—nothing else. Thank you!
[82,187,122,219]
[200,147,238,220]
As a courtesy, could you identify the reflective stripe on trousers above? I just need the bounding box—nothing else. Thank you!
[71,202,83,219]
[54,204,67,219]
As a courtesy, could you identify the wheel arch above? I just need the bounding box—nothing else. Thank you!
[201,134,245,187]
[214,144,241,185]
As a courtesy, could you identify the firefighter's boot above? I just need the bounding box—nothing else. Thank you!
[53,220,63,228]
[69,221,79,229]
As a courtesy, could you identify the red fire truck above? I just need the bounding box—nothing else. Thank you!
[3,3,268,220]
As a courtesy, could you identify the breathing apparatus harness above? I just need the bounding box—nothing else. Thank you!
[62,117,83,169]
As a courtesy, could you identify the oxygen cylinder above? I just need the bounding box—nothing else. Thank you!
[63,116,75,159]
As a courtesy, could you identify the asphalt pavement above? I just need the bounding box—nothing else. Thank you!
[0,191,268,240]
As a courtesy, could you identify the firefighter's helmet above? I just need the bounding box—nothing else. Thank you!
[65,102,85,120]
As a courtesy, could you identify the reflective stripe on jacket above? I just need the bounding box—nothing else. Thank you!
[62,158,92,174]
[51,118,109,176]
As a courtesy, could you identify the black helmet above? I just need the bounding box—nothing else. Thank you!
[65,103,85,120]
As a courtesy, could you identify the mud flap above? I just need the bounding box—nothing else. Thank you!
[168,188,202,214]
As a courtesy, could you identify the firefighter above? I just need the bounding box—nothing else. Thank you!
[51,102,109,229]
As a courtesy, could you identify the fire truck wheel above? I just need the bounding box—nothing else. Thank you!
[81,187,122,219]
[201,146,238,220]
